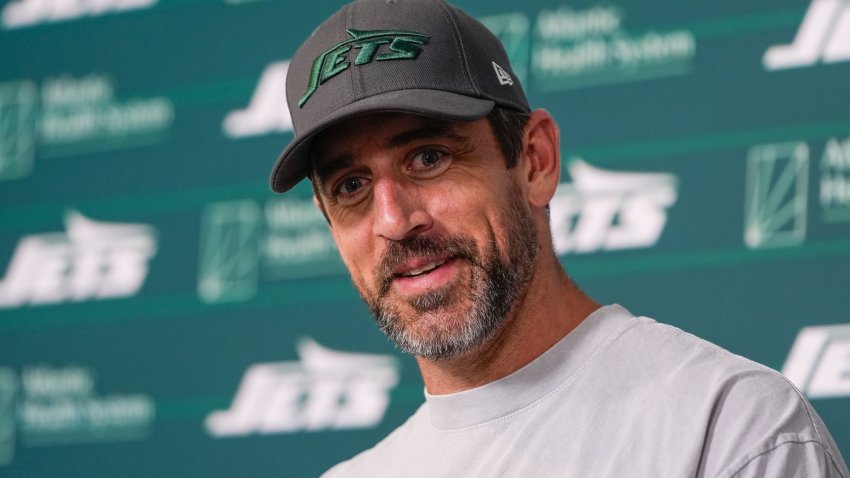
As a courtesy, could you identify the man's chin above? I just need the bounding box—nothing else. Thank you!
[379,292,464,325]
[372,293,492,356]
[406,287,457,313]
[374,277,460,312]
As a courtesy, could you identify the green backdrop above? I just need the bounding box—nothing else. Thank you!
[1,0,848,476]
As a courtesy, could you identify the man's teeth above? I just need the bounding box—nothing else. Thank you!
[403,259,446,277]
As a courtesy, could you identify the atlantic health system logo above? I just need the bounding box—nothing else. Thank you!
[206,339,400,437]
[744,142,809,249]
[0,80,37,182]
[0,364,156,467]
[0,369,15,467]
[0,75,174,182]
[745,135,850,248]
[197,197,338,304]
[482,4,697,93]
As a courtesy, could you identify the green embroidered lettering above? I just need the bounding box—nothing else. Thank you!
[321,45,352,82]
[354,39,390,65]
[376,36,426,61]
[299,29,429,108]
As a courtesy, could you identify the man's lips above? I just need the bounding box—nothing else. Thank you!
[386,256,460,295]
[395,258,449,278]
[374,234,477,296]
[392,256,452,279]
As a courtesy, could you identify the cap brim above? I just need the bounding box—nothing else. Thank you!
[270,89,495,193]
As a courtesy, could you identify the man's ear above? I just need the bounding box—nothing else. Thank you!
[521,109,561,207]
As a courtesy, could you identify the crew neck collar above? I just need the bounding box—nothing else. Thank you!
[424,304,636,431]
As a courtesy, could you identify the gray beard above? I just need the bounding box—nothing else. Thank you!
[365,192,538,360]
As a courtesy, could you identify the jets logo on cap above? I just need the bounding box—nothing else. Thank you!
[492,61,513,86]
[300,29,430,107]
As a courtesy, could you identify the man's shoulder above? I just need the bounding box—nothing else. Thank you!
[609,313,847,476]
[587,306,775,376]
[615,313,783,379]
[320,404,427,478]
[614,313,810,414]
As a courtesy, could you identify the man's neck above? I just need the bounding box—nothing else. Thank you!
[416,252,600,395]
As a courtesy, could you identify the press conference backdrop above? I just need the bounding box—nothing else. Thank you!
[1,0,848,475]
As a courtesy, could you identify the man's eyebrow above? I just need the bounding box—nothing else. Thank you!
[387,124,468,148]
[312,153,354,189]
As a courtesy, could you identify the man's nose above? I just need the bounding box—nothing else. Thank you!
[371,178,432,241]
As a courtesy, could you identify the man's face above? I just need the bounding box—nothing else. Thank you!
[311,113,538,360]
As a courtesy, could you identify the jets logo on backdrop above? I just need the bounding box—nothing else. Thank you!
[0,211,157,308]
[205,339,399,436]
[223,61,293,138]
[763,0,850,70]
[549,159,678,254]
[2,0,157,29]
[783,324,850,398]
[300,29,429,107]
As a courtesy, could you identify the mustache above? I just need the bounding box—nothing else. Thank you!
[375,234,479,296]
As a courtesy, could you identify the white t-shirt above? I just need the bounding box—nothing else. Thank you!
[323,305,849,477]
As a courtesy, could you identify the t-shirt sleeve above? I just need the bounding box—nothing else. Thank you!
[722,436,849,478]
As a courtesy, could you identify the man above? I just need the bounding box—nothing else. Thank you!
[269,0,849,476]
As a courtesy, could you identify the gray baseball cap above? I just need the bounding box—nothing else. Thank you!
[270,0,530,193]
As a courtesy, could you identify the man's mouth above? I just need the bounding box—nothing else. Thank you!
[386,256,458,295]
[399,259,448,278]
[376,234,478,296]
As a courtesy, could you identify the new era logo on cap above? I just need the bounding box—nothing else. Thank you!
[492,61,513,86]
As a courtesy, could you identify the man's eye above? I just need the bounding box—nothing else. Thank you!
[418,150,442,167]
[409,149,449,175]
[341,177,362,193]
[332,176,367,199]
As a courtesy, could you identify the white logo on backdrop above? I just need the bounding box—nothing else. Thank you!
[205,339,399,437]
[223,61,293,138]
[549,159,678,254]
[2,0,157,29]
[763,0,850,70]
[783,324,850,398]
[0,211,157,308]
